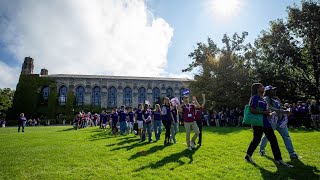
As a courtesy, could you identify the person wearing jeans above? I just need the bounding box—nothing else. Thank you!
[179,95,200,151]
[170,106,179,144]
[259,86,299,159]
[245,83,293,167]
[142,104,152,143]
[119,106,127,136]
[152,104,162,141]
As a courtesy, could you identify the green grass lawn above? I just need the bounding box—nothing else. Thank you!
[0,126,319,180]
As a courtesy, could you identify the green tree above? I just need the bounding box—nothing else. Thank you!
[0,88,15,118]
[252,19,304,101]
[251,1,320,101]
[183,32,252,110]
[287,1,320,98]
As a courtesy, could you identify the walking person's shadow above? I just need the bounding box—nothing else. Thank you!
[134,147,199,172]
[254,156,320,179]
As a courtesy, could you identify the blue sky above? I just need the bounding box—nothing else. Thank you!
[0,0,300,88]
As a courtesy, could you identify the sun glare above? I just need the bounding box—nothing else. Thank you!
[209,0,241,18]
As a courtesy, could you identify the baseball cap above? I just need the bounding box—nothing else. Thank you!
[265,85,277,91]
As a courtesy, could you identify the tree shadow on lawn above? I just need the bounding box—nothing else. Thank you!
[133,147,199,172]
[253,155,320,179]
[128,145,166,160]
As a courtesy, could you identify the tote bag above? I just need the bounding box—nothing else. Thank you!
[242,102,264,126]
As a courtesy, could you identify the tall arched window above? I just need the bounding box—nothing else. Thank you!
[42,86,49,101]
[76,86,85,106]
[180,88,185,102]
[138,87,146,104]
[108,87,117,108]
[153,87,160,105]
[58,85,67,106]
[92,86,101,106]
[123,87,132,106]
[166,88,174,99]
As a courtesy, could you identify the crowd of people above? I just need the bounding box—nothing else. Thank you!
[71,94,206,149]
[15,83,320,168]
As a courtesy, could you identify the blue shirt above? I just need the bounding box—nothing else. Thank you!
[119,110,127,122]
[127,112,134,122]
[152,111,161,121]
[135,110,143,121]
[250,95,271,128]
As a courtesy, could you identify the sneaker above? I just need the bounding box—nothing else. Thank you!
[259,150,266,156]
[187,146,192,151]
[190,141,196,149]
[290,152,300,159]
[245,154,255,164]
[276,160,294,168]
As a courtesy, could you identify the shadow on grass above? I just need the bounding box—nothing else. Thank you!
[88,130,114,141]
[106,136,140,147]
[134,148,198,172]
[56,128,75,132]
[110,141,150,151]
[201,127,246,134]
[128,145,166,160]
[253,156,320,179]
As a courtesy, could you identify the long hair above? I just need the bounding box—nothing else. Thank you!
[155,104,160,112]
[251,83,262,96]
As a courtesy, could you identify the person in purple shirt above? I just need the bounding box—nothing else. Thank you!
[135,104,144,140]
[244,83,292,167]
[152,104,162,142]
[119,105,127,136]
[126,106,135,134]
[18,113,27,133]
[100,111,109,130]
[110,108,119,135]
[142,104,153,143]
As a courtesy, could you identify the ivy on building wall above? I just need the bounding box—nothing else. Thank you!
[9,74,56,120]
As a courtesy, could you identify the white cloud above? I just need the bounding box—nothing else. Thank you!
[0,0,174,85]
[0,61,20,89]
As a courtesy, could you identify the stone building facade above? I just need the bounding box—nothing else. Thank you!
[22,57,189,109]
[43,74,188,109]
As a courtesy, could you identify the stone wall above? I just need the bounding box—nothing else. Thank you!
[52,77,187,109]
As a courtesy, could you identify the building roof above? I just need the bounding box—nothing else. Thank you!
[41,74,190,82]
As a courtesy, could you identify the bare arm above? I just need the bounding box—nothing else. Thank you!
[192,96,201,108]
[201,94,206,108]
[264,97,287,114]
